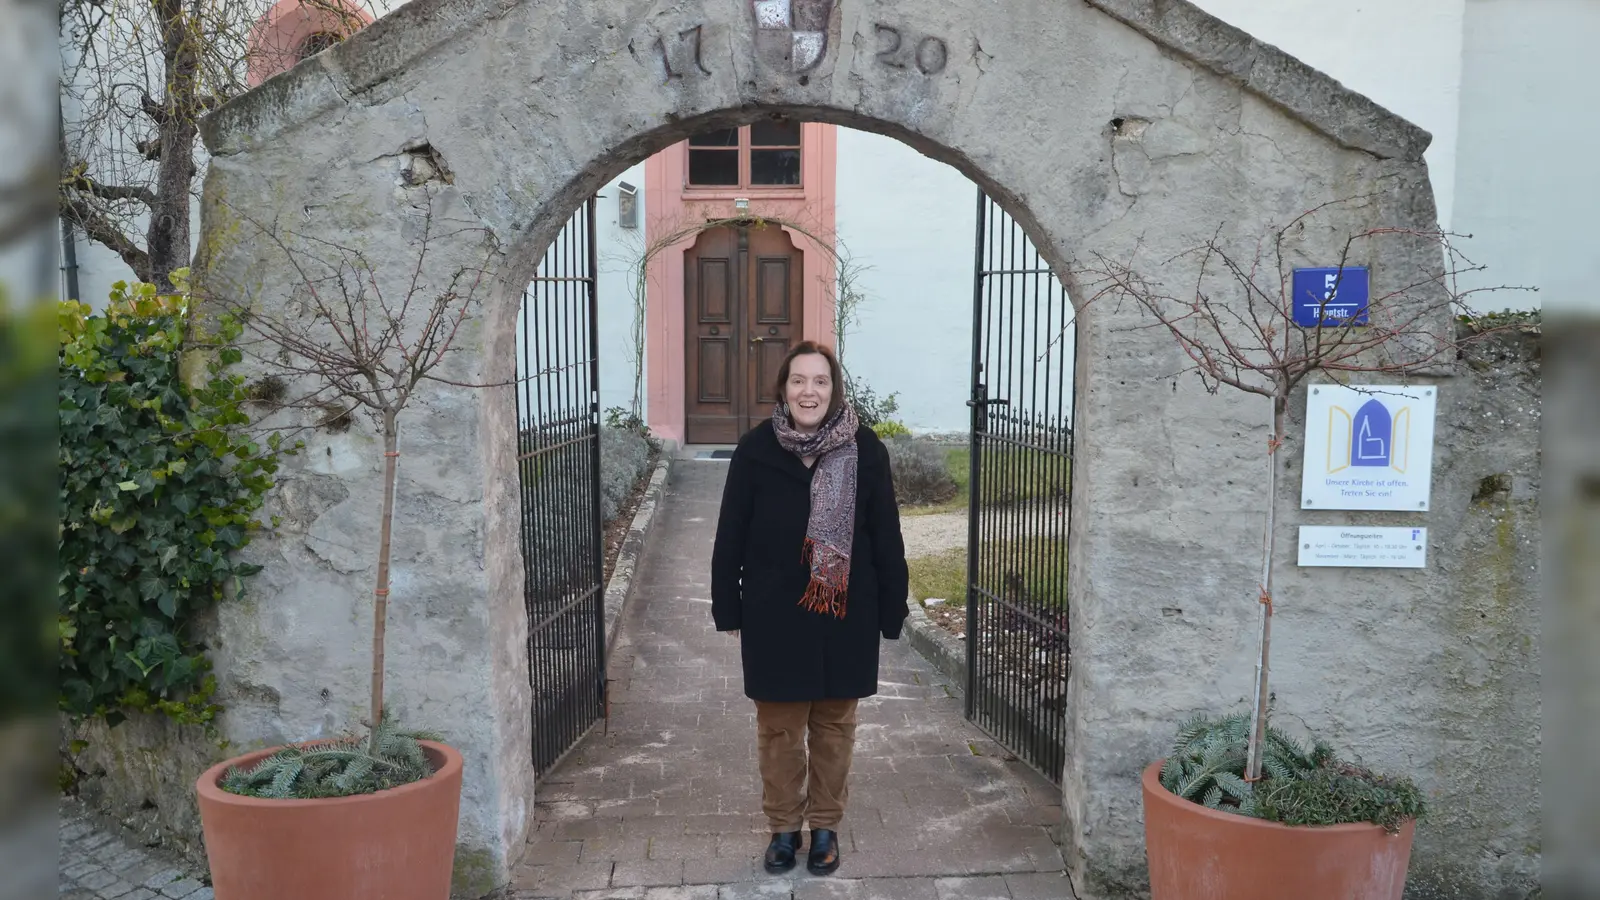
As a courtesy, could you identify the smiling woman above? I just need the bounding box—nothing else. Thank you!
[777,340,843,435]
[710,339,910,876]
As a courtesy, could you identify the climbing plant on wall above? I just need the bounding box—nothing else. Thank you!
[58,275,291,726]
[613,210,850,421]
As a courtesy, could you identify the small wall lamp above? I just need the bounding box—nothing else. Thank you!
[617,181,638,228]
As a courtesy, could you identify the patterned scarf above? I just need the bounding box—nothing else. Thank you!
[771,400,860,619]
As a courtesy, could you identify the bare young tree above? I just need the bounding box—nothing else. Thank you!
[1077,198,1533,783]
[208,199,497,747]
[58,0,371,289]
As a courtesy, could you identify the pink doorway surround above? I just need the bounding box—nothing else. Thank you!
[642,122,839,446]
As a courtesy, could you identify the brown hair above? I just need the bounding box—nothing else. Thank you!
[774,340,847,421]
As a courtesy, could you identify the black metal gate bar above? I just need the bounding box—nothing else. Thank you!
[965,189,1075,785]
[516,197,606,777]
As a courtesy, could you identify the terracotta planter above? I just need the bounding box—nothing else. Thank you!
[196,740,463,900]
[1142,760,1415,900]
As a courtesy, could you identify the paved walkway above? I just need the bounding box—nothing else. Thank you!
[511,462,1075,900]
[58,800,213,900]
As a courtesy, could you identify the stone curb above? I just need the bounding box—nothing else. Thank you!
[902,600,967,694]
[603,451,672,657]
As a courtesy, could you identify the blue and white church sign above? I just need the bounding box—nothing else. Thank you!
[1292,266,1370,327]
[1300,384,1437,511]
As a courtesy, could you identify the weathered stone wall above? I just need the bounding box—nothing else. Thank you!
[151,0,1542,896]
[1400,327,1540,897]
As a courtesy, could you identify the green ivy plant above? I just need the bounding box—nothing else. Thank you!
[58,274,293,727]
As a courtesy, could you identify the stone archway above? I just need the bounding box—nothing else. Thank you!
[197,0,1447,895]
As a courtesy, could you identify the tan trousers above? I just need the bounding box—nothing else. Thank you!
[754,699,859,833]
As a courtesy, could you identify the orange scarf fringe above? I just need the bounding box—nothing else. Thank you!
[797,537,850,619]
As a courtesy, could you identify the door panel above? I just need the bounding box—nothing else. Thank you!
[744,227,801,428]
[685,225,803,444]
[754,338,790,406]
[698,258,731,321]
[755,258,791,322]
[685,228,740,443]
[698,339,732,402]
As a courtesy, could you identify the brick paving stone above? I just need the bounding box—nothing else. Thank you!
[157,877,204,898]
[1005,871,1079,900]
[61,861,101,880]
[611,859,686,887]
[713,882,796,900]
[93,879,135,899]
[934,875,1012,900]
[682,856,755,884]
[77,869,120,892]
[525,840,586,866]
[792,879,866,899]
[58,800,209,900]
[139,868,184,891]
[846,877,942,900]
[643,886,719,900]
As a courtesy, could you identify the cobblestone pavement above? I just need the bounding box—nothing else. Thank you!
[509,462,1076,899]
[58,800,211,900]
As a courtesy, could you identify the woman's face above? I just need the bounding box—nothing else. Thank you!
[784,353,833,433]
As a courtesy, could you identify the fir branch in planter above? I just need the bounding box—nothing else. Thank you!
[220,713,444,800]
[1159,713,1332,815]
[1255,762,1426,834]
[1157,713,1425,830]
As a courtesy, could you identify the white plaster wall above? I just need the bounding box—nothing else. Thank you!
[1191,0,1467,230]
[834,127,978,434]
[1450,0,1595,315]
[509,164,645,429]
[595,164,647,420]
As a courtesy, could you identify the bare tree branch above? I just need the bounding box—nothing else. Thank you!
[59,0,378,290]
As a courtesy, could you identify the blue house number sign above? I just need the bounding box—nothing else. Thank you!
[1292,266,1370,327]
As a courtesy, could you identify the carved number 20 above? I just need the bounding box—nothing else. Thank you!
[874,24,948,75]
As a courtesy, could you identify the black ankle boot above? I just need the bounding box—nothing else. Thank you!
[806,828,841,875]
[763,831,802,873]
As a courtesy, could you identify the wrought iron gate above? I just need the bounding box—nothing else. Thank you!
[965,190,1076,784]
[515,197,605,776]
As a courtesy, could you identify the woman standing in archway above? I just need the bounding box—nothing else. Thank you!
[710,340,910,877]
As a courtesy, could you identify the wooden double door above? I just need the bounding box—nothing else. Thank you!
[685,224,803,444]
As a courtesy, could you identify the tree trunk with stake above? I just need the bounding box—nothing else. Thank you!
[1245,391,1288,783]
[370,407,399,750]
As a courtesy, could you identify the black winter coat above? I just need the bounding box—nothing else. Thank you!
[711,419,910,702]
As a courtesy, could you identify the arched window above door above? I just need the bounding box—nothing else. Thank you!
[246,0,374,89]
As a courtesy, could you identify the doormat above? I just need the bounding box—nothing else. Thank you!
[695,449,734,460]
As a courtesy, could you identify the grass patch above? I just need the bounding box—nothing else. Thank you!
[903,445,1071,516]
[908,546,969,606]
[906,535,1068,610]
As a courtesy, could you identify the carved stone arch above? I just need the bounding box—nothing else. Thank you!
[198,1,1478,896]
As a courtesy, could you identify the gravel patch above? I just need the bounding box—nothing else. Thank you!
[900,511,968,558]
